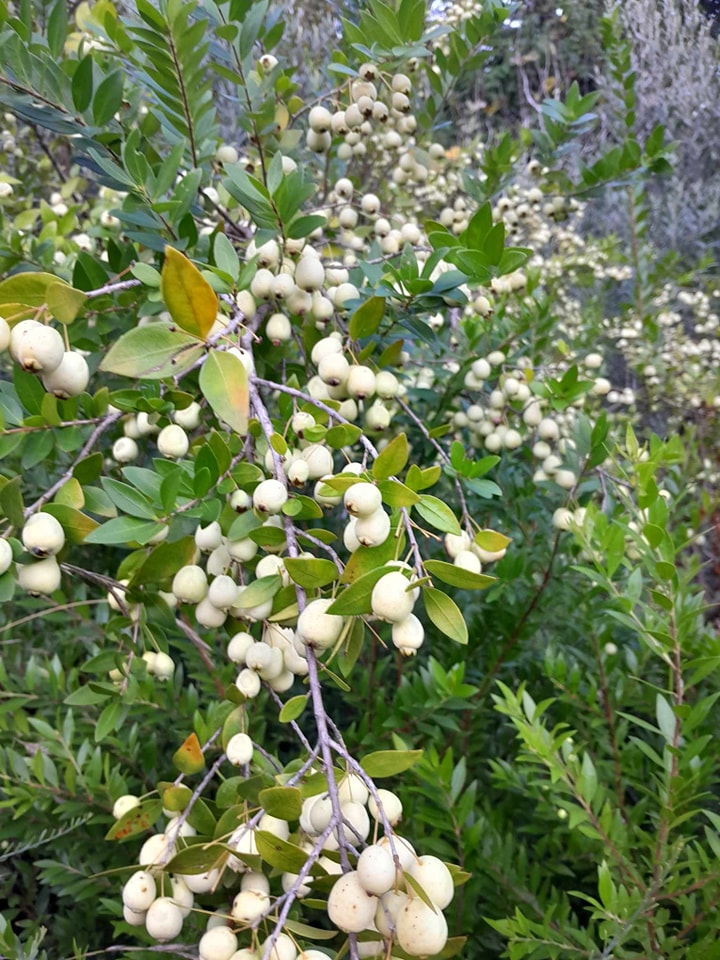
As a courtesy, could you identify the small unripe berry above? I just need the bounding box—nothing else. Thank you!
[198,925,238,960]
[0,538,12,575]
[173,401,202,429]
[354,509,390,547]
[392,613,425,655]
[296,597,345,650]
[227,732,254,766]
[157,424,189,458]
[112,794,140,820]
[318,352,349,386]
[17,556,61,595]
[308,105,332,133]
[112,436,139,462]
[41,351,90,398]
[10,319,64,373]
[295,257,325,292]
[371,571,415,622]
[172,564,208,603]
[195,521,223,552]
[236,667,262,698]
[361,193,381,215]
[327,870,378,933]
[22,512,65,557]
[396,898,448,956]
[208,574,239,609]
[357,844,396,895]
[368,788,402,825]
[344,482,382,518]
[346,365,376,399]
[408,854,454,908]
[122,870,157,912]
[253,478,288,514]
[266,312,292,343]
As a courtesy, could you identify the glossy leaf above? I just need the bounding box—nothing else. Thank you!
[161,246,219,339]
[423,588,468,644]
[199,350,249,435]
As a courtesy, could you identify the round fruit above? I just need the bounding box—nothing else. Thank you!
[226,732,254,766]
[357,843,396,895]
[21,512,65,557]
[208,574,239,610]
[0,316,9,352]
[344,482,382,518]
[0,537,12,575]
[122,870,157,912]
[371,571,415,622]
[10,320,64,373]
[195,521,223,552]
[354,509,390,547]
[391,614,425,656]
[396,898,448,956]
[231,889,269,922]
[17,557,61,595]
[408,854,454,909]
[169,876,194,917]
[145,897,184,941]
[112,794,140,820]
[173,400,202,429]
[112,437,139,462]
[368,788,402,825]
[296,598,345,650]
[253,478,288,514]
[41,351,90,398]
[157,424,189,458]
[327,870,378,933]
[172,565,208,603]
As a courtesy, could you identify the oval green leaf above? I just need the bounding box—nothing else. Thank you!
[423,588,468,644]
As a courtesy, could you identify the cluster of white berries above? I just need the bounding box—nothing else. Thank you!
[3,317,89,398]
[114,769,456,959]
[3,512,67,596]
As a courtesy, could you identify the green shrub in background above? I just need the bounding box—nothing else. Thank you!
[0,1,719,959]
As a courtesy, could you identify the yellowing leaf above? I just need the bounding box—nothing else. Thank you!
[474,529,512,552]
[46,281,87,324]
[161,246,219,339]
[0,272,66,308]
[199,349,249,435]
[172,733,206,775]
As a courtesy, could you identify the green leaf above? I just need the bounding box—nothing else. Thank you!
[377,479,420,507]
[0,477,25,529]
[349,296,385,339]
[474,529,511,552]
[279,695,309,723]
[373,432,409,481]
[99,325,204,379]
[287,215,327,239]
[423,588,468,644]
[93,70,124,126]
[130,536,197,588]
[340,535,400,585]
[424,560,495,591]
[283,557,338,589]
[656,693,677,744]
[106,799,163,841]
[199,350,249,435]
[164,842,226,874]
[414,495,461,535]
[100,478,157,519]
[161,246,219,339]
[84,517,165,546]
[359,749,423,777]
[234,575,282,609]
[42,504,98,544]
[46,282,86,324]
[72,56,94,113]
[0,272,66,307]
[214,232,240,281]
[258,786,303,820]
[326,565,394,616]
[255,830,309,872]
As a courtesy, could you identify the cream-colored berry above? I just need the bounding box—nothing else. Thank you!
[371,571,415,622]
[296,598,345,651]
[10,319,65,373]
[41,351,90,398]
[157,424,189,458]
[22,512,65,557]
[145,897,184,941]
[327,870,378,933]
